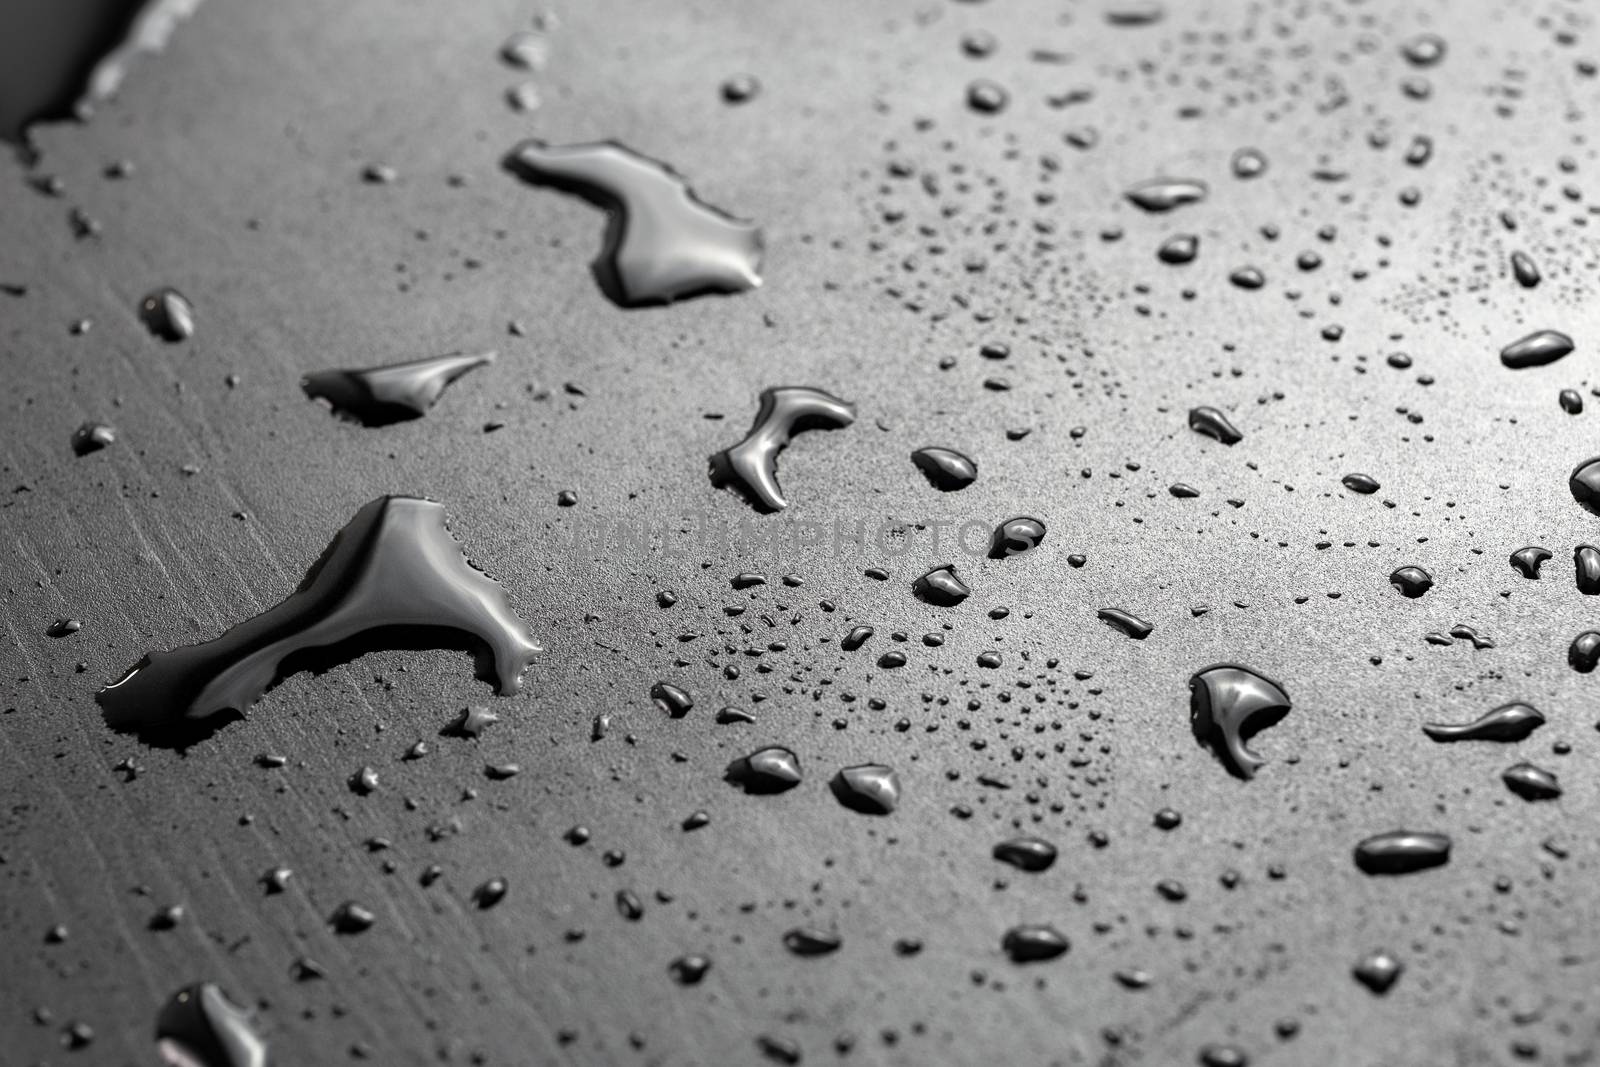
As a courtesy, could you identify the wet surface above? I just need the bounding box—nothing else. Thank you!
[7,0,1600,1063]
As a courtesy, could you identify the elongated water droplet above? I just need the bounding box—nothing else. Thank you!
[502,140,762,306]
[1423,702,1544,742]
[1124,177,1207,212]
[710,387,854,511]
[782,927,842,956]
[993,836,1057,872]
[911,447,977,490]
[1511,251,1541,288]
[1189,664,1291,779]
[97,497,538,744]
[1098,607,1152,639]
[1341,473,1379,494]
[1500,329,1574,369]
[1353,831,1451,875]
[1188,406,1242,444]
[301,352,494,427]
[1002,924,1069,962]
[156,983,266,1067]
[841,625,873,651]
[1503,762,1561,801]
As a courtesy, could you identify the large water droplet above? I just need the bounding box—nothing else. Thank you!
[1503,762,1561,801]
[96,497,539,745]
[1002,924,1069,962]
[989,516,1045,558]
[1500,329,1574,369]
[1389,566,1433,598]
[726,746,802,793]
[1571,458,1600,515]
[912,564,970,606]
[502,140,763,306]
[710,387,855,511]
[1509,546,1552,579]
[1189,664,1291,779]
[992,836,1057,872]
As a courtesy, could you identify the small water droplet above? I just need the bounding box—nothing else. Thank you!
[1124,177,1207,212]
[911,446,977,490]
[1098,607,1153,639]
[1341,473,1379,494]
[1187,406,1242,444]
[989,516,1045,558]
[1352,951,1403,994]
[1001,924,1069,962]
[139,288,194,342]
[831,764,900,814]
[993,836,1057,872]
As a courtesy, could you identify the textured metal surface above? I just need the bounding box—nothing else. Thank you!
[3,0,1599,1063]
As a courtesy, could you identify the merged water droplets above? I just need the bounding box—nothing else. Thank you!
[96,497,538,742]
[155,983,266,1067]
[710,387,855,511]
[139,287,195,342]
[301,352,494,427]
[1422,702,1544,743]
[1509,546,1551,579]
[1189,664,1291,779]
[502,140,763,306]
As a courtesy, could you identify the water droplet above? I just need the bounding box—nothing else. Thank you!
[650,681,694,718]
[1188,406,1242,445]
[1098,607,1153,640]
[1511,251,1541,288]
[473,877,508,908]
[1500,329,1574,369]
[1124,178,1207,212]
[502,140,763,306]
[445,705,500,739]
[1352,951,1403,994]
[710,387,855,511]
[500,30,550,70]
[1231,147,1267,178]
[726,746,802,793]
[1228,266,1264,289]
[989,516,1045,558]
[669,955,711,984]
[301,352,494,427]
[966,79,1009,113]
[1561,388,1584,415]
[1104,2,1164,26]
[1503,762,1561,801]
[1157,234,1199,264]
[1341,473,1379,494]
[1169,482,1200,498]
[1400,32,1447,66]
[911,446,977,490]
[1001,924,1069,962]
[71,421,115,456]
[1352,831,1451,875]
[1571,459,1600,515]
[992,836,1057,872]
[830,764,900,814]
[1389,566,1433,598]
[46,617,82,638]
[1571,632,1600,673]
[841,625,874,651]
[330,900,376,933]
[96,497,539,744]
[139,288,194,342]
[155,983,266,1067]
[782,927,842,956]
[1189,664,1291,779]
[1510,546,1552,579]
[721,73,761,104]
[912,565,970,606]
[1423,702,1544,742]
